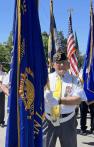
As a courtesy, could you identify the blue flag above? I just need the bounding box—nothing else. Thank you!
[83,3,94,102]
[6,0,48,147]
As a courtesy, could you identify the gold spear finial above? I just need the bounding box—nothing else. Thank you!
[50,0,53,12]
[90,0,93,13]
[67,8,73,16]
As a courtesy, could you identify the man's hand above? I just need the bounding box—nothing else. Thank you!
[0,84,9,96]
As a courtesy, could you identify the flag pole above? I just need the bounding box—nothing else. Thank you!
[50,0,54,43]
[88,0,93,75]
[48,0,54,73]
[67,8,74,19]
[17,0,21,146]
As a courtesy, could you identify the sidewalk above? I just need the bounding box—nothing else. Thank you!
[0,96,8,147]
[0,98,94,147]
[77,114,94,147]
[56,113,94,147]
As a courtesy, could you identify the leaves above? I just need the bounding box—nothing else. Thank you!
[0,31,84,72]
[0,32,13,72]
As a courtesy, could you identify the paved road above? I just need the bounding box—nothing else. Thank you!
[0,96,8,147]
[77,115,94,147]
[0,98,94,147]
[55,113,94,147]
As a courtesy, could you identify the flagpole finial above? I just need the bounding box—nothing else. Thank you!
[90,0,93,9]
[50,0,53,17]
[90,0,93,13]
[90,0,93,6]
[67,8,73,32]
[67,8,73,16]
[50,0,53,7]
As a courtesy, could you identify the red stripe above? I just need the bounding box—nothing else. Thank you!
[67,40,75,52]
[71,55,78,69]
[67,37,75,47]
[67,32,79,76]
[67,47,76,59]
[67,34,75,58]
[70,55,78,75]
[70,61,78,75]
[72,54,78,65]
[67,34,74,44]
[67,36,75,51]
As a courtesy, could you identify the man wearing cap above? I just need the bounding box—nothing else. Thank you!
[44,50,87,147]
[0,63,6,127]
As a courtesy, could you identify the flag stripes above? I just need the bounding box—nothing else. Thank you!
[67,13,79,76]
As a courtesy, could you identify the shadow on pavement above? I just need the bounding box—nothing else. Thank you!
[76,129,90,135]
[82,142,94,146]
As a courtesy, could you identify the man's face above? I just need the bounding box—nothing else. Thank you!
[53,60,70,76]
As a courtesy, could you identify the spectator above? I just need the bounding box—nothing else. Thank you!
[0,63,6,127]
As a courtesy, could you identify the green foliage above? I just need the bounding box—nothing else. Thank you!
[42,32,49,62]
[0,31,84,72]
[0,32,13,72]
[78,55,84,68]
[42,31,67,62]
[58,31,67,54]
[75,32,84,68]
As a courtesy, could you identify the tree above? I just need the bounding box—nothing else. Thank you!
[75,32,84,68]
[0,32,13,72]
[58,31,67,54]
[0,31,68,71]
[42,32,49,61]
[42,31,67,62]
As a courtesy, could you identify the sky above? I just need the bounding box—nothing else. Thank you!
[0,0,91,54]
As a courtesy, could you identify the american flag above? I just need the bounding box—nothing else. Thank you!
[67,13,79,76]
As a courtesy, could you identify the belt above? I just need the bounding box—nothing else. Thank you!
[61,112,73,118]
[46,111,75,126]
[47,112,72,118]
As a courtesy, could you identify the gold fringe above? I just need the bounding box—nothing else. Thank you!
[17,0,21,146]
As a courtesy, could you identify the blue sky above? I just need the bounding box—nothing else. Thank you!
[0,0,91,54]
[0,0,14,43]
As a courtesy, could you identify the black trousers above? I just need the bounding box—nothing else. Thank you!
[0,92,5,124]
[80,101,94,131]
[43,116,77,147]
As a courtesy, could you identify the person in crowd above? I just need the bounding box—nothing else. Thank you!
[1,71,10,96]
[44,50,87,147]
[0,63,6,127]
[0,70,10,117]
[78,68,94,135]
[80,101,94,135]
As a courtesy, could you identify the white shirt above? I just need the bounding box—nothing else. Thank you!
[0,70,6,92]
[2,71,10,86]
[44,71,87,114]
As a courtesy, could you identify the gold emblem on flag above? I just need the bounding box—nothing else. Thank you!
[19,68,34,110]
